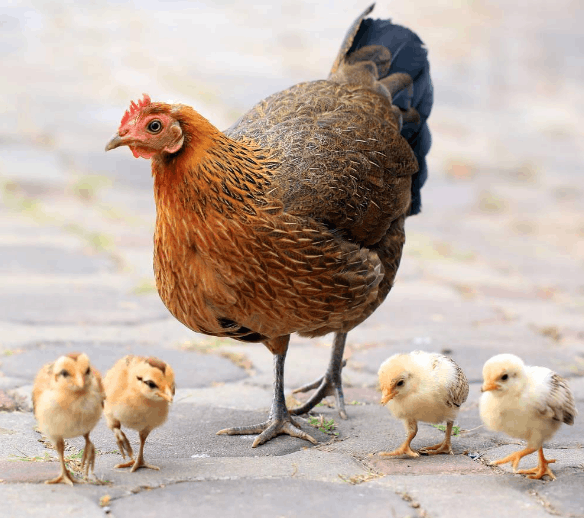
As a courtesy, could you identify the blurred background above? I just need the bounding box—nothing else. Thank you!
[0,0,583,377]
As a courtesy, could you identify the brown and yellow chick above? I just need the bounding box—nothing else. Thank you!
[480,354,577,480]
[378,350,469,458]
[103,355,175,472]
[32,352,104,485]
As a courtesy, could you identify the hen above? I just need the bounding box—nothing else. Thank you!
[105,4,433,447]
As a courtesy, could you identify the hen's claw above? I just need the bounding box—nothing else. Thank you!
[217,416,317,448]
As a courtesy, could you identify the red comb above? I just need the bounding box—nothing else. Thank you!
[120,93,151,127]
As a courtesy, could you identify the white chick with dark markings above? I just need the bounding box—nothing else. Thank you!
[32,352,104,485]
[378,350,469,457]
[480,354,576,480]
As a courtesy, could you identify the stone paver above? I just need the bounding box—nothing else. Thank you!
[1,0,583,517]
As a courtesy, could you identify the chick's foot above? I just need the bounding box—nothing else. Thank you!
[491,447,537,471]
[418,441,452,455]
[517,448,556,480]
[379,445,420,458]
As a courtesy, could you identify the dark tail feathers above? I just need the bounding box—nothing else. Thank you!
[348,15,433,216]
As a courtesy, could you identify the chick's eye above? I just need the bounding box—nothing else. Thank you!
[145,380,158,389]
[85,367,91,375]
[147,120,162,133]
[501,374,509,381]
[396,380,404,387]
[60,370,69,378]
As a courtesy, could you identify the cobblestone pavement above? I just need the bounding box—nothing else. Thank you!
[1,0,583,517]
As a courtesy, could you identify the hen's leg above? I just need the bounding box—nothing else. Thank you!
[290,332,348,419]
[517,448,557,480]
[46,438,75,485]
[418,421,454,455]
[379,419,419,458]
[217,336,317,447]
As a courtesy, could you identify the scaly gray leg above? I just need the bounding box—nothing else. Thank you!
[217,337,317,447]
[290,332,348,419]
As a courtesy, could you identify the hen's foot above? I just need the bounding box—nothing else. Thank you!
[217,416,317,448]
[379,445,420,458]
[290,359,348,419]
[418,441,453,455]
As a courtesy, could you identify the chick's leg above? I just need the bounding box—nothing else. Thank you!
[81,433,96,477]
[217,336,318,447]
[418,421,455,455]
[290,332,348,419]
[517,448,557,480]
[106,417,134,468]
[490,447,537,471]
[46,438,74,486]
[379,419,420,458]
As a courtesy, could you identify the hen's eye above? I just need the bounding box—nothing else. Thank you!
[145,380,158,389]
[147,120,162,133]
[396,380,404,387]
[501,374,509,381]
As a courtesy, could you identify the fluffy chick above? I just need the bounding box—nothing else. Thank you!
[378,350,469,457]
[103,355,175,472]
[480,353,576,480]
[32,352,104,485]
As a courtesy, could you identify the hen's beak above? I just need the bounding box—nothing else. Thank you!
[105,133,129,151]
[380,390,395,405]
[481,381,499,392]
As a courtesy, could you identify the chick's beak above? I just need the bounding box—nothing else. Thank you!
[481,381,499,392]
[380,390,395,405]
[158,390,173,403]
[105,133,129,151]
[75,375,85,389]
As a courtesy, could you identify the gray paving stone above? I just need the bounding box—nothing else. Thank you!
[0,484,105,518]
[108,478,415,518]
[372,474,554,518]
[0,286,169,325]
[0,245,114,275]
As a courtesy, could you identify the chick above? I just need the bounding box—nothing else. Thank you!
[103,355,175,472]
[32,352,104,485]
[378,350,469,457]
[480,354,576,480]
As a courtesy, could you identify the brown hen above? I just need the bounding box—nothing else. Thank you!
[106,4,432,446]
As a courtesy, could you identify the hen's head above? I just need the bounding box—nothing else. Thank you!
[105,94,185,159]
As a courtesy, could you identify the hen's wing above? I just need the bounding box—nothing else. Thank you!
[226,79,417,247]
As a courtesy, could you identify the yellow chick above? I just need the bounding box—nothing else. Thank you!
[103,355,175,472]
[480,353,577,480]
[32,352,104,485]
[378,350,469,457]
